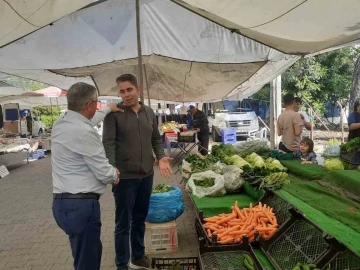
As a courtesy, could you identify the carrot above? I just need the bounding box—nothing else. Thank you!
[216,213,237,225]
[207,229,212,237]
[234,201,245,219]
[228,230,249,236]
[204,217,220,222]
[218,225,240,238]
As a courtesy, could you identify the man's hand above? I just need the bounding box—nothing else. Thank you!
[159,157,173,178]
[107,103,124,113]
[194,128,200,133]
[301,161,312,165]
[113,168,120,187]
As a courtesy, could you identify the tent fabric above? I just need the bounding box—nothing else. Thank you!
[0,96,67,106]
[0,0,94,48]
[172,0,360,55]
[0,0,298,102]
[0,81,27,95]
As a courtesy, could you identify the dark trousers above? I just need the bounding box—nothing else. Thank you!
[113,175,154,269]
[198,132,209,155]
[278,142,293,153]
[52,199,102,270]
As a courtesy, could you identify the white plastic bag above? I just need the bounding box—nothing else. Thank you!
[186,170,226,198]
[222,165,244,193]
[211,161,226,174]
[323,145,340,158]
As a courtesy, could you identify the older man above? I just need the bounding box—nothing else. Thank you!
[52,82,121,270]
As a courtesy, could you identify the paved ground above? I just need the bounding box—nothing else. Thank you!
[0,155,198,270]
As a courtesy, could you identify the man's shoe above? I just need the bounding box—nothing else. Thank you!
[129,256,151,269]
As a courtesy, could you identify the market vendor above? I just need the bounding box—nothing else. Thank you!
[188,105,209,155]
[277,94,304,153]
[348,98,360,140]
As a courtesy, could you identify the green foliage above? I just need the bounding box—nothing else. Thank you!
[33,106,62,128]
[282,46,360,111]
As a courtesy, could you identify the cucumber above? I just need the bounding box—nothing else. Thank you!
[244,259,255,270]
[244,254,254,266]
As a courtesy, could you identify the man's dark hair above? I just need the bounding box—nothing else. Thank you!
[116,74,138,86]
[301,137,314,153]
[295,97,302,104]
[353,98,360,112]
[283,93,295,106]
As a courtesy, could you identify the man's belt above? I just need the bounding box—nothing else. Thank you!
[53,193,100,200]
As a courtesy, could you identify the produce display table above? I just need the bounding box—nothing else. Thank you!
[185,171,360,268]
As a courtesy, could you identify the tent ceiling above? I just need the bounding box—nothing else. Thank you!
[172,0,360,55]
[0,81,27,95]
[51,55,267,102]
[0,0,94,48]
[0,0,299,102]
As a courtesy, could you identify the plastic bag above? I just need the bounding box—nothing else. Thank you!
[323,145,340,158]
[222,165,244,193]
[212,161,226,174]
[146,185,185,223]
[186,170,226,198]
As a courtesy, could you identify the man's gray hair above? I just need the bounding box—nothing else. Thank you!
[67,82,98,112]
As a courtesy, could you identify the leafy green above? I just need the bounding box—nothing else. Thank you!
[152,184,174,194]
[184,154,217,172]
[210,144,235,162]
[194,178,215,188]
[340,137,360,153]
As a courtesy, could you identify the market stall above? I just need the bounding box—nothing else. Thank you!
[168,138,360,270]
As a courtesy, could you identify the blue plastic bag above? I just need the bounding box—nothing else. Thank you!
[146,185,185,223]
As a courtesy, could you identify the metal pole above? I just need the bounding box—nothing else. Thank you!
[50,97,54,127]
[337,101,344,143]
[270,76,281,149]
[310,107,314,140]
[144,66,151,107]
[136,0,144,103]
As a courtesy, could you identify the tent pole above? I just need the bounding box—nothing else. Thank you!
[136,0,144,104]
[50,97,54,127]
[144,66,151,107]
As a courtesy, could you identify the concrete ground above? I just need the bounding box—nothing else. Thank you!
[0,155,198,270]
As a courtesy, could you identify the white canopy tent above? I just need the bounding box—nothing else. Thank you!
[0,0,94,48]
[172,0,360,55]
[0,0,299,102]
[0,81,27,96]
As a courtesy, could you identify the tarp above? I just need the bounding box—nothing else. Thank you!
[0,96,67,106]
[0,0,94,48]
[172,0,360,55]
[0,0,299,102]
[0,81,27,95]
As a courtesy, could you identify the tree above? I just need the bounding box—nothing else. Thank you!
[33,106,62,128]
[349,54,360,113]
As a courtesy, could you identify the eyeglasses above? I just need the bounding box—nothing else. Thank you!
[85,100,98,105]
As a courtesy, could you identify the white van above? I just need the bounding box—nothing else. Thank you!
[1,103,46,137]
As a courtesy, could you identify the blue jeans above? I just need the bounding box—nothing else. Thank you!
[113,175,154,269]
[52,199,102,270]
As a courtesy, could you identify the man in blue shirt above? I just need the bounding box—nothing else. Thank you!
[348,98,360,141]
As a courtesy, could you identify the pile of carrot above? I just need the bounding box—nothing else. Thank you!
[202,201,278,244]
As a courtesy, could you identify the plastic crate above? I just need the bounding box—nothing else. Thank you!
[262,218,331,270]
[340,150,360,165]
[151,257,199,270]
[145,221,178,255]
[257,189,293,228]
[221,128,237,144]
[327,249,360,270]
[177,132,196,142]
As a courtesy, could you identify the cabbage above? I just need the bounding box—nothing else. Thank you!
[268,159,287,172]
[245,153,265,168]
[324,158,344,171]
[227,155,250,168]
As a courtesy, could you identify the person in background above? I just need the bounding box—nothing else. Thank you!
[188,105,209,156]
[294,137,317,164]
[52,82,122,270]
[277,94,304,153]
[294,97,311,131]
[348,98,360,141]
[102,74,172,270]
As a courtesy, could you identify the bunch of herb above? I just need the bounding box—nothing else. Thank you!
[152,184,174,194]
[193,177,215,187]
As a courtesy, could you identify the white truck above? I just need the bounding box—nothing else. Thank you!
[1,103,46,137]
[205,99,261,142]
